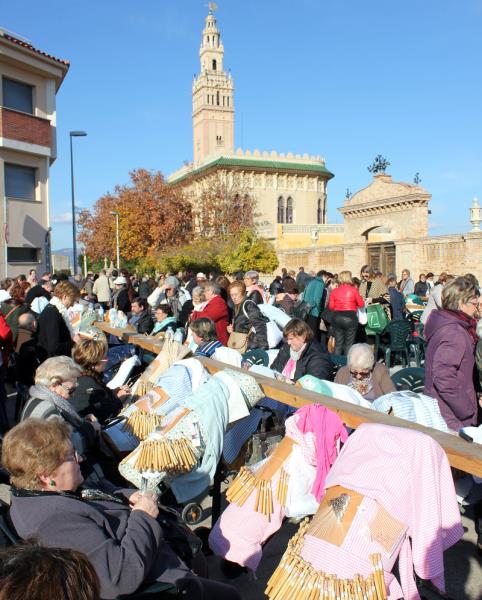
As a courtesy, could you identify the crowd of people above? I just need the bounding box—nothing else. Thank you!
[0,262,481,598]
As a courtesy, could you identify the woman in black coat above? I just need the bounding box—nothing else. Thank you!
[227,281,268,350]
[71,337,127,424]
[271,318,333,382]
[37,281,79,359]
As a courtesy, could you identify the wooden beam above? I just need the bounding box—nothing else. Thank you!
[94,326,482,477]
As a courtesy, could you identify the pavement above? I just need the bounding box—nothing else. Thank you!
[1,383,481,599]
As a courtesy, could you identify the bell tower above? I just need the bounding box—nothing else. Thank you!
[192,7,234,164]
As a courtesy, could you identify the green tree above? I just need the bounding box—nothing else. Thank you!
[218,230,278,274]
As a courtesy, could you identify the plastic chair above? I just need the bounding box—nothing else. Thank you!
[329,354,347,379]
[391,367,426,393]
[378,320,412,368]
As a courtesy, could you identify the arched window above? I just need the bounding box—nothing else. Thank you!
[317,198,323,224]
[277,196,285,223]
[212,59,217,71]
[286,197,293,224]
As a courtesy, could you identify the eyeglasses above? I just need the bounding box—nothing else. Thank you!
[350,369,372,379]
[64,450,81,464]
[60,382,79,395]
[466,300,480,310]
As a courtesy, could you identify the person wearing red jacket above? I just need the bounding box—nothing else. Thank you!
[328,271,365,355]
[0,311,13,432]
[190,281,229,346]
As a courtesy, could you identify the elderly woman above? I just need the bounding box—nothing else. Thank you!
[152,303,179,335]
[335,343,395,401]
[227,281,268,351]
[71,337,127,423]
[243,270,265,304]
[424,276,480,431]
[112,276,131,314]
[20,356,99,458]
[2,419,240,600]
[271,318,333,382]
[37,280,79,359]
[191,317,222,357]
[190,282,229,346]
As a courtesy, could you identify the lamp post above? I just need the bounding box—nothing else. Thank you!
[110,211,120,270]
[69,130,87,274]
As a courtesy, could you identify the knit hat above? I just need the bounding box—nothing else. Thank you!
[113,276,127,285]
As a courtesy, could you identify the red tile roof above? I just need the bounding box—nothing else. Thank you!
[1,32,69,66]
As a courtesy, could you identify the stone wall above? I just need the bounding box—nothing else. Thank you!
[276,232,482,281]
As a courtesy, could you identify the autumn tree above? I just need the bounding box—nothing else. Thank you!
[188,171,258,240]
[218,229,279,274]
[78,169,192,262]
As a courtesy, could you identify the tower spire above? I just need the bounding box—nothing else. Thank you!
[192,8,234,163]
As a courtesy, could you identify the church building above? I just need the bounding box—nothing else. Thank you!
[168,8,334,242]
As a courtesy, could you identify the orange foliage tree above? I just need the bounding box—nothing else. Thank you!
[77,169,192,262]
[188,172,257,240]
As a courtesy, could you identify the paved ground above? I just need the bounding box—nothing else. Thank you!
[1,385,481,599]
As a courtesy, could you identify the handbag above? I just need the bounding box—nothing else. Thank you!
[292,300,312,321]
[228,331,250,353]
[357,307,368,325]
[327,335,336,354]
[365,302,390,335]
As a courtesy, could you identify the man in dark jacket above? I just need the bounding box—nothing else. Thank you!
[25,278,53,306]
[129,297,154,334]
[387,276,405,321]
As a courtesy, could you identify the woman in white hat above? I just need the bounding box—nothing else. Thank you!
[112,276,131,313]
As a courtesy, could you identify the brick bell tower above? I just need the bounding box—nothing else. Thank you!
[192,6,234,164]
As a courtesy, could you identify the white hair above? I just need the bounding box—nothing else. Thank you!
[35,356,82,387]
[347,343,375,371]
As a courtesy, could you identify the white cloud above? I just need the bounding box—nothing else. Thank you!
[51,212,72,224]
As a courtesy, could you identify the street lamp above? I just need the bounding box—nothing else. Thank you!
[110,211,120,270]
[69,130,87,274]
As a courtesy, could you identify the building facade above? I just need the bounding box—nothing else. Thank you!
[169,9,482,282]
[168,9,333,241]
[0,28,69,278]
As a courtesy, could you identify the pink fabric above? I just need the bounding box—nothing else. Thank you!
[295,404,349,501]
[300,496,404,599]
[208,469,285,570]
[324,423,463,600]
[281,357,296,379]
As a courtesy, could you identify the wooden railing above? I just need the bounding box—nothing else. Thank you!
[95,322,482,478]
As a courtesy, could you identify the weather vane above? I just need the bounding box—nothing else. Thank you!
[208,2,218,11]
[367,155,390,175]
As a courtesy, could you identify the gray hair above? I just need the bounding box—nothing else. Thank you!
[347,343,375,371]
[245,270,259,282]
[205,281,222,296]
[18,312,36,332]
[191,286,206,302]
[35,356,82,387]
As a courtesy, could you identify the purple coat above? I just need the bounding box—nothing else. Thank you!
[424,309,477,431]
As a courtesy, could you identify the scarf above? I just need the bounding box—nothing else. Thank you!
[28,384,83,427]
[152,316,178,334]
[282,343,307,380]
[444,309,478,343]
[50,296,75,337]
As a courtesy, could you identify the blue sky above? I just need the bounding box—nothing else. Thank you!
[2,0,482,249]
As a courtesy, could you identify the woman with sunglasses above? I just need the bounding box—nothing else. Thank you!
[335,343,395,401]
[20,356,100,465]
